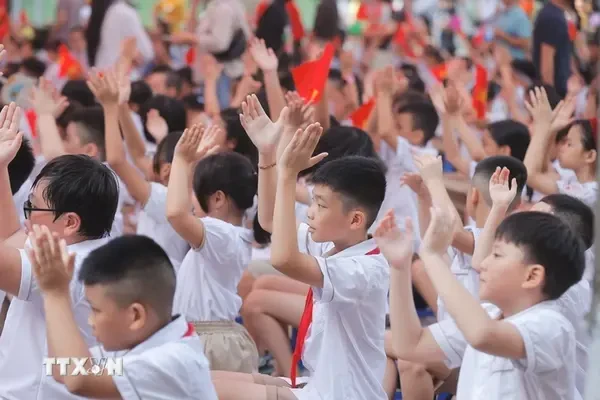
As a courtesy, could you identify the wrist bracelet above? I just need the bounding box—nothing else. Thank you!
[258,162,277,170]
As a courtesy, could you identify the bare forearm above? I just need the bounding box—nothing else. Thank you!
[451,115,485,162]
[118,106,145,161]
[472,204,508,269]
[0,169,20,239]
[523,127,552,176]
[417,194,432,239]
[204,80,221,117]
[104,105,125,165]
[377,94,397,150]
[263,70,286,120]
[166,157,193,220]
[37,114,65,160]
[424,179,462,230]
[257,153,277,233]
[315,86,330,131]
[441,116,469,176]
[270,173,301,269]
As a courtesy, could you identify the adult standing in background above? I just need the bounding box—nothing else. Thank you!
[533,0,577,96]
[52,0,85,43]
[494,0,533,60]
[85,0,154,69]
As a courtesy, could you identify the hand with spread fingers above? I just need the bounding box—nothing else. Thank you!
[489,167,518,209]
[420,206,457,257]
[240,94,289,156]
[285,91,314,133]
[413,153,444,184]
[0,102,23,168]
[27,224,76,296]
[374,211,414,270]
[249,38,278,72]
[174,124,218,165]
[87,69,120,108]
[279,123,328,175]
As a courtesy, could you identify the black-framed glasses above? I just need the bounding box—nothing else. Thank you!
[23,199,58,220]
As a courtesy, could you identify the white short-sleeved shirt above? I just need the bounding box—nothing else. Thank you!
[556,176,598,207]
[376,137,438,250]
[173,217,253,321]
[136,182,189,269]
[555,280,592,397]
[90,315,217,399]
[294,223,389,400]
[436,226,482,322]
[430,302,578,400]
[0,238,108,399]
[12,178,32,225]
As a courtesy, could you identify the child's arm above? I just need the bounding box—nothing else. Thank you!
[88,71,151,206]
[166,125,220,248]
[374,211,447,362]
[29,226,120,398]
[471,167,517,269]
[249,38,286,120]
[523,88,575,195]
[414,153,475,254]
[0,103,24,239]
[239,94,289,233]
[271,124,327,286]
[201,55,223,118]
[400,172,432,238]
[376,67,402,152]
[30,78,68,161]
[419,206,526,359]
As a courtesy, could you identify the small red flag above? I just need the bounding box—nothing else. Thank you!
[25,109,37,138]
[285,1,305,42]
[291,43,335,103]
[350,98,376,129]
[430,63,448,82]
[356,4,368,21]
[185,47,196,66]
[57,45,83,79]
[472,64,488,120]
[568,20,577,42]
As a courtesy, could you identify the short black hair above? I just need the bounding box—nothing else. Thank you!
[79,235,175,318]
[61,80,97,107]
[20,57,46,78]
[176,66,193,85]
[68,106,106,161]
[32,155,118,239]
[396,98,439,145]
[309,156,386,229]
[298,125,383,178]
[129,80,153,108]
[540,194,594,249]
[56,103,82,131]
[220,108,258,168]
[495,211,585,300]
[193,152,257,214]
[526,83,561,109]
[487,119,531,161]
[139,95,187,143]
[165,71,182,95]
[556,119,597,152]
[472,156,528,211]
[152,131,183,175]
[8,136,35,194]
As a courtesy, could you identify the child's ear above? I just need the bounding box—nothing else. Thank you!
[128,303,148,332]
[83,142,98,158]
[159,163,172,183]
[349,210,366,231]
[585,149,597,165]
[62,212,82,237]
[522,264,545,290]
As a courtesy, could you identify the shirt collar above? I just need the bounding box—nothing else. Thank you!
[327,238,379,259]
[128,315,190,355]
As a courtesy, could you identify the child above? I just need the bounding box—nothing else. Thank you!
[88,71,190,267]
[28,230,218,399]
[0,154,119,399]
[213,116,389,399]
[377,208,584,399]
[524,87,598,207]
[166,124,259,373]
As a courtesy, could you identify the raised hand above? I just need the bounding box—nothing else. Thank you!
[87,69,119,107]
[240,94,289,155]
[146,109,169,142]
[489,167,517,209]
[400,172,429,199]
[444,83,464,116]
[27,224,76,296]
[549,95,576,134]
[420,206,457,256]
[525,86,558,130]
[30,78,67,116]
[249,38,278,72]
[413,153,444,183]
[0,102,23,167]
[197,123,223,157]
[175,124,218,164]
[279,123,327,175]
[117,70,131,105]
[285,91,314,132]
[374,211,414,269]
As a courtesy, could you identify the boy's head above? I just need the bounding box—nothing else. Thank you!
[469,156,528,217]
[63,106,106,160]
[479,212,584,308]
[61,80,97,107]
[8,137,35,195]
[298,125,383,178]
[28,155,118,240]
[79,235,176,351]
[307,156,386,243]
[192,152,257,218]
[483,120,530,161]
[394,96,439,146]
[556,119,597,172]
[152,131,183,185]
[531,194,594,250]
[19,57,46,78]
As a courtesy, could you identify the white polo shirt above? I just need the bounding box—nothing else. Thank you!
[0,237,108,400]
[173,217,253,321]
[557,176,598,207]
[376,136,438,250]
[430,302,578,400]
[90,315,217,399]
[137,182,190,269]
[293,223,389,400]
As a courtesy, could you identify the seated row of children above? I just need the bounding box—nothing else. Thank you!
[0,40,596,399]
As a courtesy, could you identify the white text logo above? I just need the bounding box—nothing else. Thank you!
[43,357,124,376]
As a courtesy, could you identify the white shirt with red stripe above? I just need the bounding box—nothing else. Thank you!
[89,315,218,399]
[292,223,389,400]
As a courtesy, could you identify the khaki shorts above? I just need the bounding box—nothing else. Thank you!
[192,320,259,373]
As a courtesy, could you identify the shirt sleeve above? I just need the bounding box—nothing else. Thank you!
[537,14,568,47]
[16,249,34,301]
[143,183,169,224]
[197,4,237,53]
[509,309,575,374]
[429,318,468,369]
[515,13,533,39]
[395,136,416,171]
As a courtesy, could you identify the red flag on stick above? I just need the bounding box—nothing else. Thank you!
[350,98,376,129]
[291,43,335,103]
